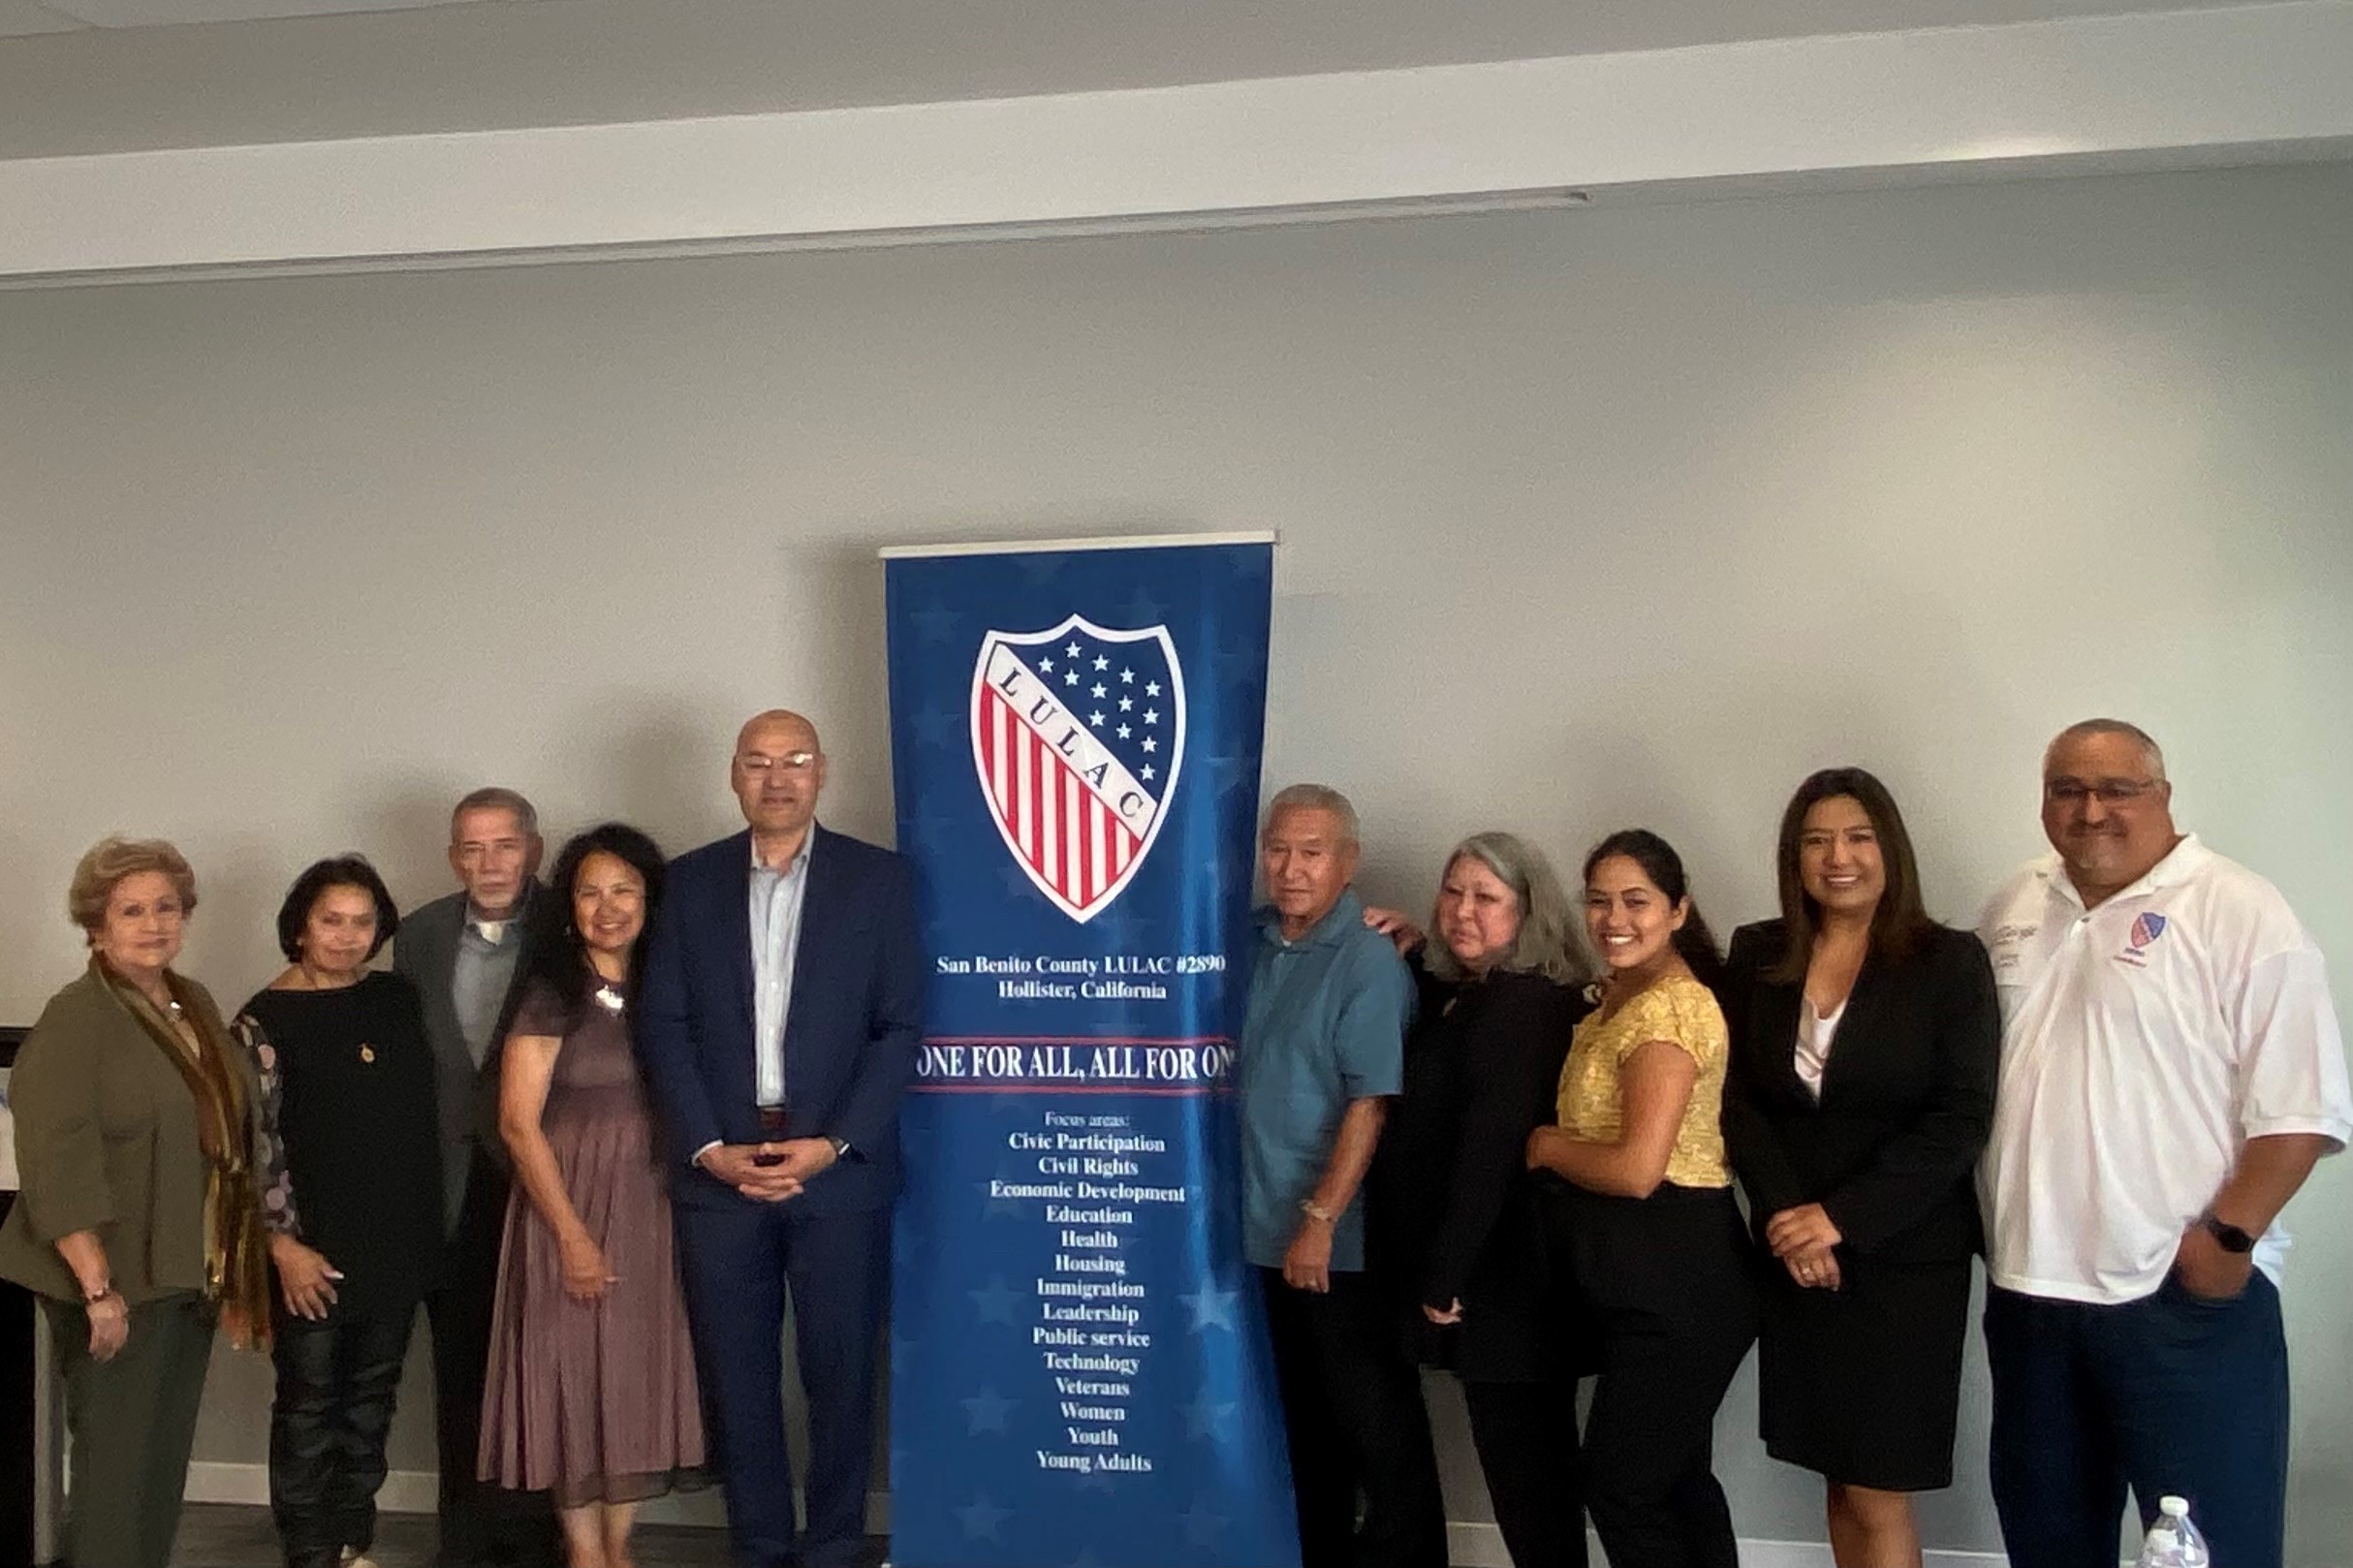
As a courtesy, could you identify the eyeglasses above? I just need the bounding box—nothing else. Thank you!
[737,751,819,775]
[2044,778,2160,806]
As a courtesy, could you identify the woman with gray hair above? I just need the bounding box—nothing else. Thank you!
[1367,831,1592,1568]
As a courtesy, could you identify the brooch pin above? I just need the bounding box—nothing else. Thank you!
[593,986,626,1014]
[359,1044,376,1064]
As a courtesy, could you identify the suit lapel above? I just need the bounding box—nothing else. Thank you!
[415,900,464,1036]
[723,830,758,1028]
[782,825,838,1050]
[1763,979,1808,1104]
[1813,952,1883,1106]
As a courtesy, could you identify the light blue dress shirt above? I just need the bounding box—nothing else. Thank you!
[749,834,814,1108]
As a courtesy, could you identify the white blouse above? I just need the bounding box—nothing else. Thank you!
[1795,995,1846,1101]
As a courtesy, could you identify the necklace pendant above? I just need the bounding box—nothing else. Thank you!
[359,1044,376,1064]
[593,985,626,1014]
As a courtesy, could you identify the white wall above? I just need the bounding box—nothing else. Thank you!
[2,161,2349,1560]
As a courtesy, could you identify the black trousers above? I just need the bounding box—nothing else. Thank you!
[1462,1378,1585,1568]
[1258,1269,1448,1568]
[270,1299,417,1568]
[425,1148,556,1568]
[1543,1180,1757,1568]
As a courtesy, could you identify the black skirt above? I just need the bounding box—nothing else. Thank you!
[1757,1252,1972,1491]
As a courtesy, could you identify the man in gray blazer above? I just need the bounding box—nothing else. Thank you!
[394,787,555,1568]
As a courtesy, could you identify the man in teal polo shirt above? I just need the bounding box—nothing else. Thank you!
[1240,784,1445,1568]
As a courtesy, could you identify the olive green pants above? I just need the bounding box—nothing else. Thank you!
[45,1290,216,1568]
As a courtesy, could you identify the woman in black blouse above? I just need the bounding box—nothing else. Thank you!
[1368,831,1590,1568]
[233,856,443,1568]
[1720,769,1999,1568]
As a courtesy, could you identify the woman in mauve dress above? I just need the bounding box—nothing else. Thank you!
[478,823,705,1568]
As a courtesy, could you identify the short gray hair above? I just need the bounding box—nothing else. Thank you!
[2047,719,2167,782]
[1422,831,1589,987]
[451,786,540,840]
[1263,784,1360,846]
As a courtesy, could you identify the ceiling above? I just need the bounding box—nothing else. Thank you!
[0,0,2304,160]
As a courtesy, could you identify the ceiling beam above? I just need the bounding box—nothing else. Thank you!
[4,2,2349,281]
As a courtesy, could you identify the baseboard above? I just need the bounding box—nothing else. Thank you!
[1449,1522,2010,1568]
[185,1462,444,1516]
[182,1463,867,1529]
[1732,1542,2009,1568]
[185,1471,2025,1567]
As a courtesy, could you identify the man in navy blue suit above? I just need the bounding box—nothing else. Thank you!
[638,708,924,1568]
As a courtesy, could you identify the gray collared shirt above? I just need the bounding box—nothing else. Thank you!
[452,908,525,1069]
[749,833,814,1108]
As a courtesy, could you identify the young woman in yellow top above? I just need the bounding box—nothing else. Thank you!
[1526,829,1758,1568]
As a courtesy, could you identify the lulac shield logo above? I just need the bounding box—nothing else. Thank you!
[970,614,1185,923]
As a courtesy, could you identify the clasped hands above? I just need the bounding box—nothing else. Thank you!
[1765,1203,1844,1291]
[699,1137,839,1203]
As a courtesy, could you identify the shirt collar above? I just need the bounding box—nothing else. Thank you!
[2037,831,2208,911]
[1256,887,1365,949]
[751,831,815,879]
[465,884,533,944]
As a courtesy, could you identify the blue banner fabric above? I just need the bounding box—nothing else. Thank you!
[882,536,1297,1568]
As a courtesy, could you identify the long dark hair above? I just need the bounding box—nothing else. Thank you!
[1767,767,1935,985]
[1581,829,1724,991]
[525,823,667,1026]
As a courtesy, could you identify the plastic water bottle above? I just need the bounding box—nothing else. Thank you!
[2135,1495,2210,1568]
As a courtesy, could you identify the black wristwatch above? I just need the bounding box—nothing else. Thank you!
[2201,1212,2256,1254]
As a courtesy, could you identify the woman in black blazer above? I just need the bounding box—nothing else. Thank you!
[1367,831,1591,1568]
[1721,768,1999,1568]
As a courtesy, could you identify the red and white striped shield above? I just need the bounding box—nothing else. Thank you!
[969,614,1185,924]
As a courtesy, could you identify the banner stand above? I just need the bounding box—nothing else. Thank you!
[882,534,1298,1568]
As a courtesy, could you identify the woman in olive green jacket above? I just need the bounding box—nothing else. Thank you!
[0,837,271,1568]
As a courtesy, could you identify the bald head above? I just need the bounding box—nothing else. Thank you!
[732,708,828,856]
[738,708,822,756]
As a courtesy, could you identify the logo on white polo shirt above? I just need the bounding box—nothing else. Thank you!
[1986,921,2039,977]
[2117,910,2169,967]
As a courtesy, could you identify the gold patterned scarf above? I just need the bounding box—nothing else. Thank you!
[99,957,274,1348]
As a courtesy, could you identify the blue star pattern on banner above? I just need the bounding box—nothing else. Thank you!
[1177,1281,1239,1333]
[884,540,1296,1568]
[967,1274,1022,1327]
[961,1386,1018,1434]
[955,1494,1014,1542]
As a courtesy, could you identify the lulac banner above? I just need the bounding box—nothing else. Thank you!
[881,534,1297,1568]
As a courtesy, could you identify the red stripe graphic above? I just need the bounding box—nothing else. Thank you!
[979,690,997,813]
[982,659,1159,912]
[1030,730,1049,882]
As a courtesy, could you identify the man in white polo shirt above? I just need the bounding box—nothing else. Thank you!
[1978,719,2351,1568]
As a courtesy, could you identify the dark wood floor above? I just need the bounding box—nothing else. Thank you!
[173,1503,739,1567]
